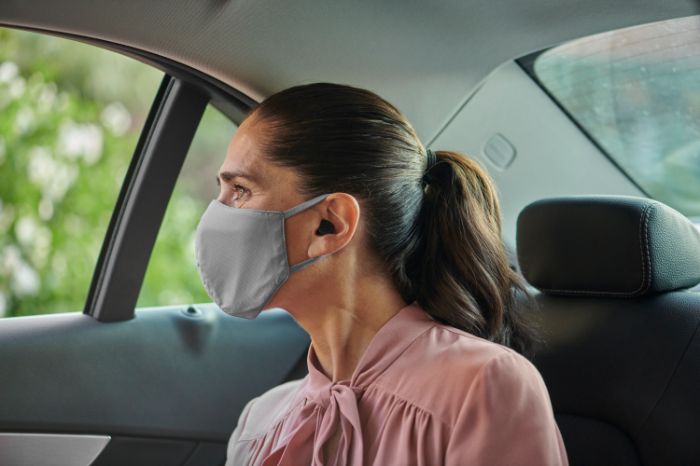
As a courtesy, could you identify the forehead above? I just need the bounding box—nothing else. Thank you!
[221,126,263,173]
[219,123,302,192]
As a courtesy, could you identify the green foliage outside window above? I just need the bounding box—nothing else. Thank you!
[0,28,232,317]
[0,28,162,317]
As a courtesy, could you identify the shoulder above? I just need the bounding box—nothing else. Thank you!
[378,321,545,426]
[230,377,307,442]
[429,324,542,386]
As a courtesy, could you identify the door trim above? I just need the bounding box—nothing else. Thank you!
[0,433,110,466]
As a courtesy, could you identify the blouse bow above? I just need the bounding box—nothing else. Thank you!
[262,383,364,466]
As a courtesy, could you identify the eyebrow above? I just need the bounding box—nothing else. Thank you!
[216,170,261,186]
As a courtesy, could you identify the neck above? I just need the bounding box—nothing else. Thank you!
[288,273,407,382]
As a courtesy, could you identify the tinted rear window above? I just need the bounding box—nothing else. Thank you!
[523,15,700,220]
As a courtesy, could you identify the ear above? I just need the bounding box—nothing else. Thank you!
[307,193,360,258]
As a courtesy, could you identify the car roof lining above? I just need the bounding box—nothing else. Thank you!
[0,24,255,123]
[0,0,697,142]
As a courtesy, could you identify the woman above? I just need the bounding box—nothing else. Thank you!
[195,83,568,465]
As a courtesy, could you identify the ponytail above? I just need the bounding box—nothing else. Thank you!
[246,83,539,358]
[407,151,540,357]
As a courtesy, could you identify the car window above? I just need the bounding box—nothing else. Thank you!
[137,105,237,307]
[524,15,700,222]
[0,28,163,317]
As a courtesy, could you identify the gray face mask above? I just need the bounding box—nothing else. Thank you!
[195,194,330,319]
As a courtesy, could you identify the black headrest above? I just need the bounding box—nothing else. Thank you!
[516,196,700,297]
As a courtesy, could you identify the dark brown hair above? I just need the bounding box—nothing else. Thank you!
[247,83,540,357]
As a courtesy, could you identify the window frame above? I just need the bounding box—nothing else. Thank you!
[0,24,255,322]
[85,76,210,322]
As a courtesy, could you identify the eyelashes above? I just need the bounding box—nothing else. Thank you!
[232,184,250,199]
[216,177,252,206]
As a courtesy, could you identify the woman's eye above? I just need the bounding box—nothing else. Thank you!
[231,184,249,200]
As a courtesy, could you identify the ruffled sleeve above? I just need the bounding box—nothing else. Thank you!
[226,395,257,465]
[225,379,307,466]
[445,353,569,466]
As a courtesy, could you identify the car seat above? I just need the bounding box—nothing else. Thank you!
[516,195,700,466]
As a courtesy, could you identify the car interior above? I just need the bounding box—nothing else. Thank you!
[0,1,699,465]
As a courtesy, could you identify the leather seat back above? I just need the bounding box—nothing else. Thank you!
[516,196,700,466]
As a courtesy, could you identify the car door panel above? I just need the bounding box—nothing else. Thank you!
[0,305,309,465]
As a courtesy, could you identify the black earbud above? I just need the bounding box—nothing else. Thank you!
[315,219,335,236]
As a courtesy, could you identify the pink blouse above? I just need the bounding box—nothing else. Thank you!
[226,302,568,466]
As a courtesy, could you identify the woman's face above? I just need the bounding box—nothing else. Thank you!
[215,120,361,312]
[216,121,318,273]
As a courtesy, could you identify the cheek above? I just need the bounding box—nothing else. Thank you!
[284,215,311,265]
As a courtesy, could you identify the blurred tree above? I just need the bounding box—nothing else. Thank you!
[0,28,238,317]
[0,28,164,317]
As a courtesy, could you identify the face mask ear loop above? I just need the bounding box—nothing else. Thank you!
[289,255,324,273]
[284,193,331,273]
[282,194,330,219]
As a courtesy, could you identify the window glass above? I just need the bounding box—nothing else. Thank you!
[138,105,237,307]
[0,28,162,317]
[528,15,700,221]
